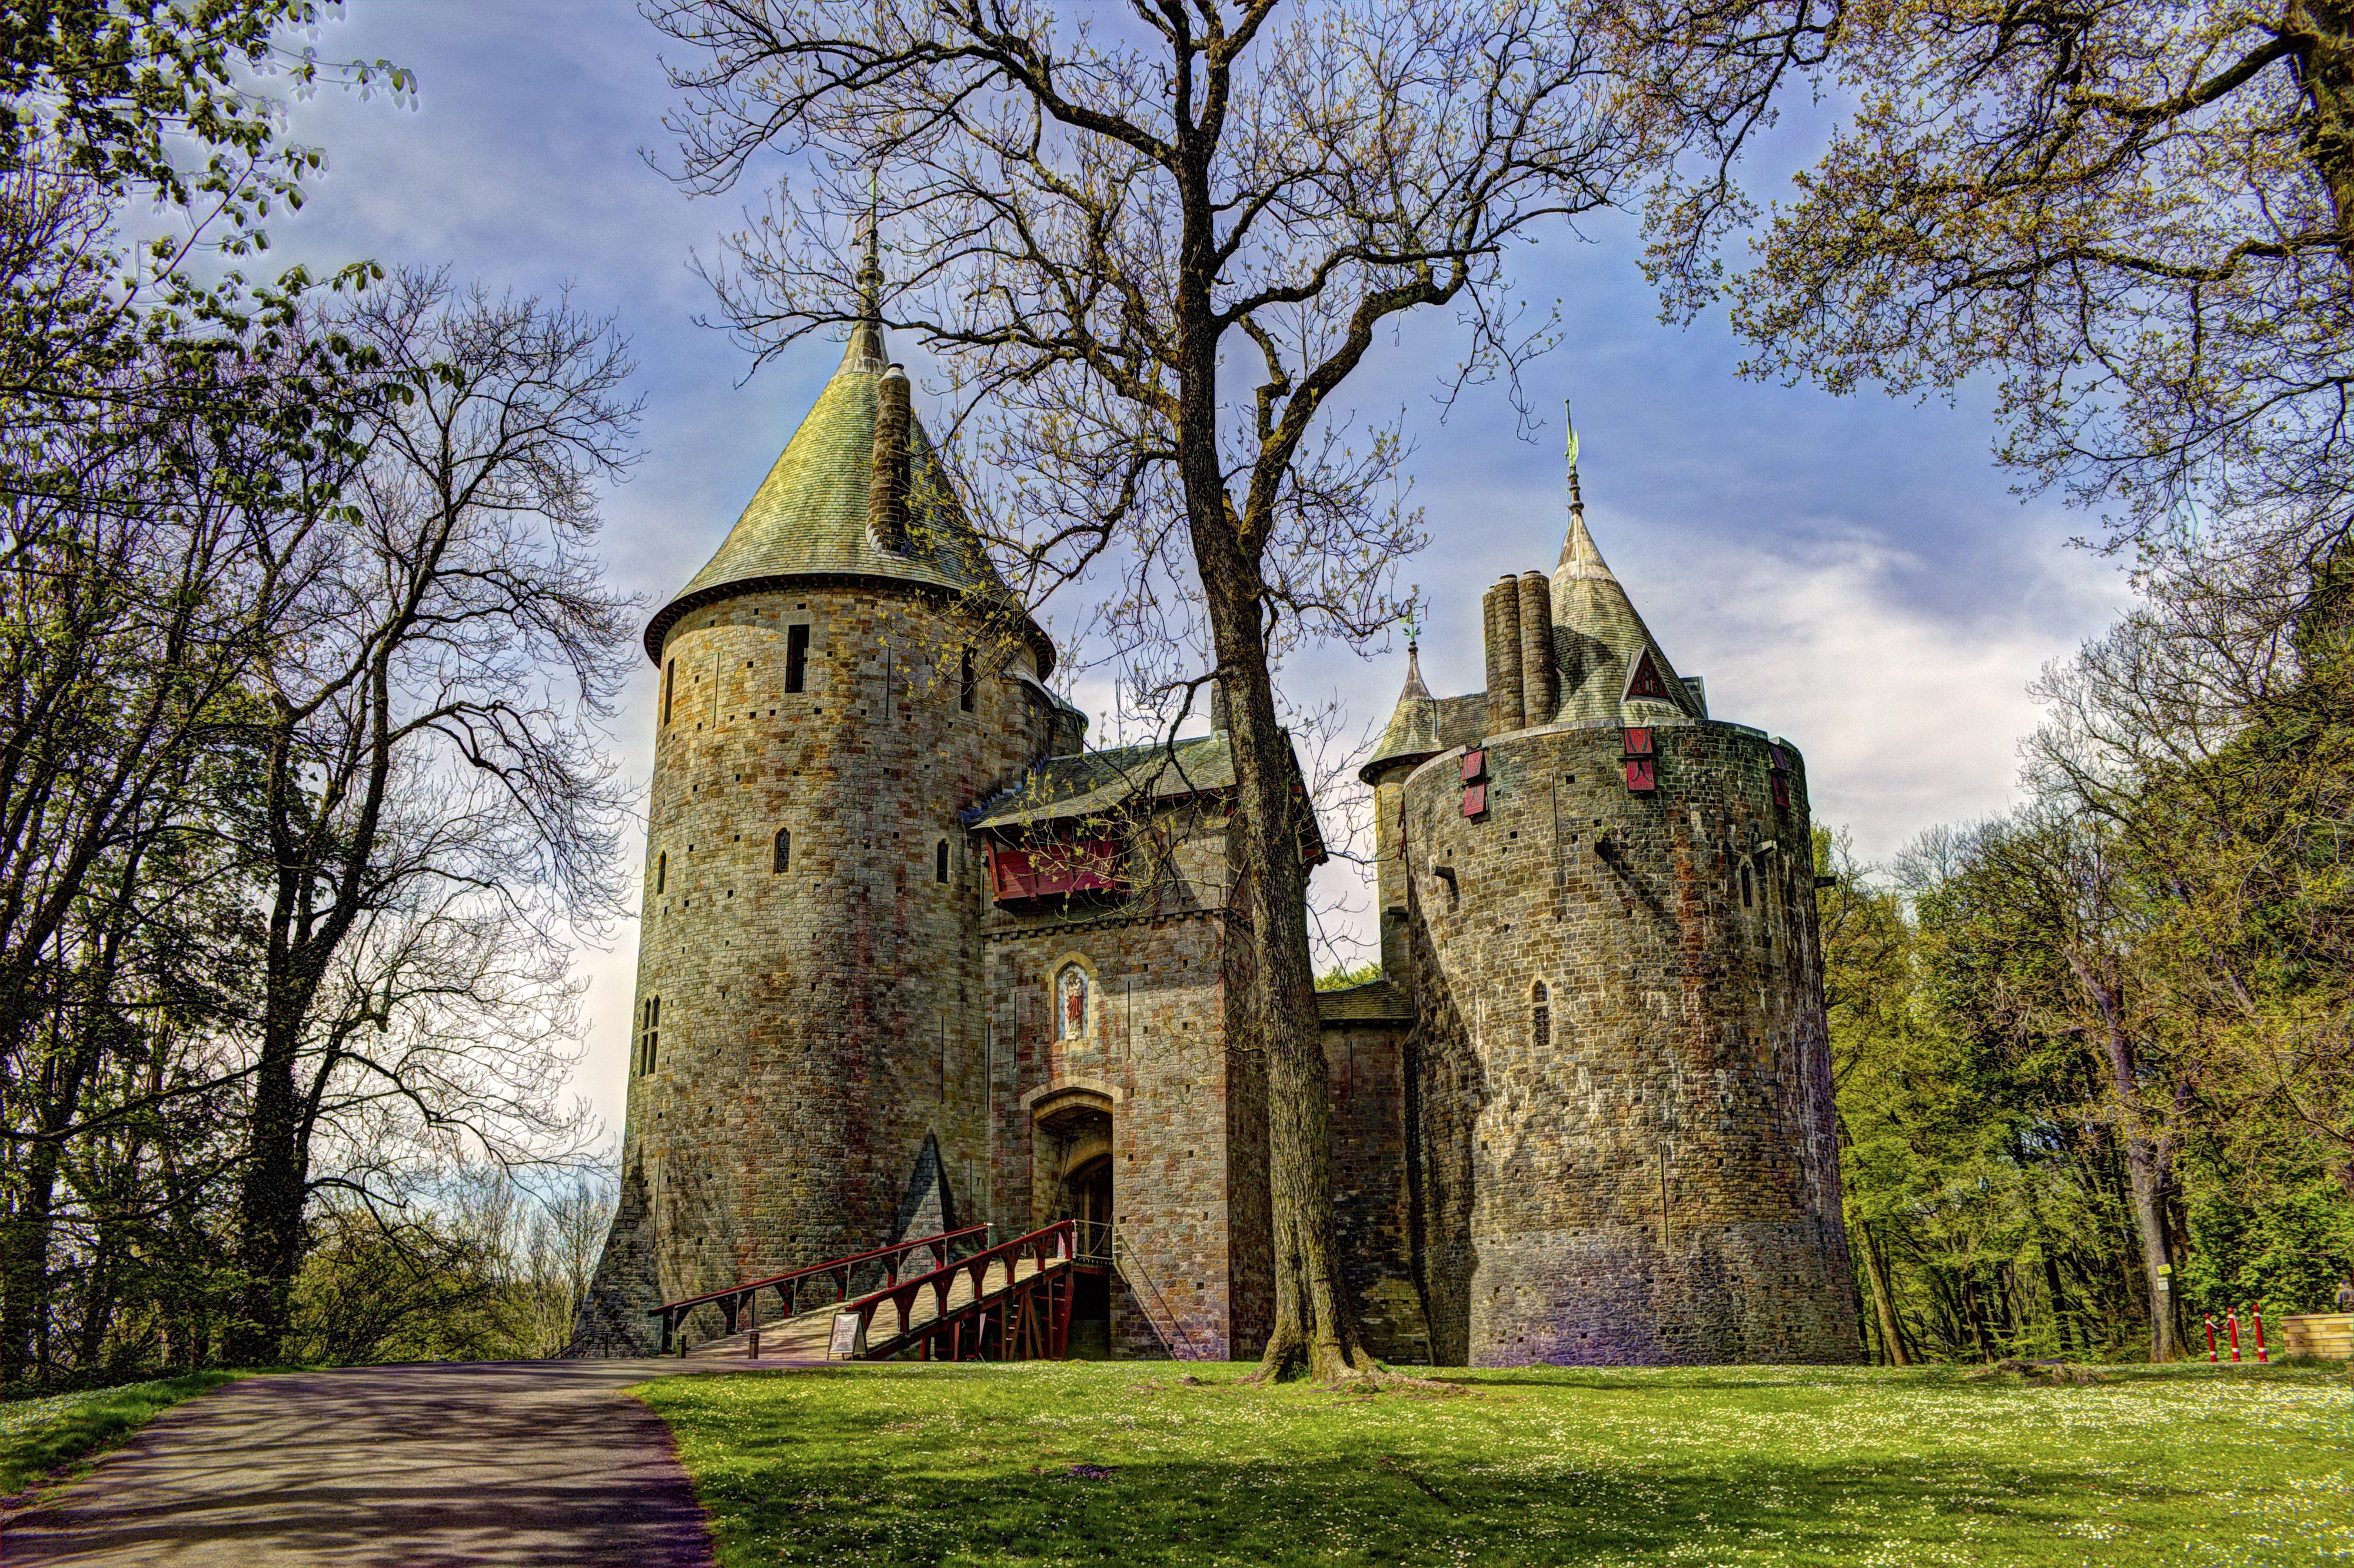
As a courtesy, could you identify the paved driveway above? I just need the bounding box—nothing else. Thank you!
[1,1359,767,1566]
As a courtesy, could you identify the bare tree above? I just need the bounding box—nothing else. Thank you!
[650,0,1681,1382]
[221,271,639,1365]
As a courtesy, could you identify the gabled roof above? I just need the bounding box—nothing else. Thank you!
[644,315,1047,670]
[966,734,1235,832]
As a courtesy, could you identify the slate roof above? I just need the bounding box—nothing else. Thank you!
[966,734,1235,831]
[644,318,1043,667]
[1550,511,1701,727]
[1314,978,1412,1024]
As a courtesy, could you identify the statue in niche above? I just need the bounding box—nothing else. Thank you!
[1057,964,1089,1041]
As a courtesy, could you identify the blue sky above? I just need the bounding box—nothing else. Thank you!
[272,2,2130,1141]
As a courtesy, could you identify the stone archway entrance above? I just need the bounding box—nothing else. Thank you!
[1029,1087,1115,1356]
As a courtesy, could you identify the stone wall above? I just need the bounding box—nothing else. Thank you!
[581,581,1056,1350]
[982,816,1261,1360]
[1319,990,1430,1362]
[1395,718,1859,1366]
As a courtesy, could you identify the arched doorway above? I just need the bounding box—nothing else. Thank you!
[1030,1088,1115,1357]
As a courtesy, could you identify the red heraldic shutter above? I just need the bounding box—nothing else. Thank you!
[1461,748,1487,781]
[1462,783,1488,818]
[1624,757,1657,793]
[1767,742,1790,807]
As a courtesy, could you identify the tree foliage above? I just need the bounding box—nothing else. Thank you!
[1645,0,2354,555]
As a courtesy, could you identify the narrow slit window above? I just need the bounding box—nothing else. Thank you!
[655,851,666,894]
[640,996,660,1074]
[784,624,810,693]
[959,647,976,711]
[935,839,950,884]
[661,659,676,725]
[773,828,790,873]
[1532,981,1551,1052]
[1741,864,1753,908]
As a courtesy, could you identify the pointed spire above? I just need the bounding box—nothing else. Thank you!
[1557,510,1618,582]
[845,215,886,372]
[1564,397,1585,518]
[1399,640,1430,700]
[646,216,1049,673]
[1362,640,1442,782]
[1550,506,1699,726]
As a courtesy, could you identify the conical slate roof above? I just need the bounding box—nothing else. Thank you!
[1550,510,1700,725]
[644,320,1046,669]
[1362,644,1442,782]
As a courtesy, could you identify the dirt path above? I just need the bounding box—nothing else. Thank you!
[0,1359,783,1566]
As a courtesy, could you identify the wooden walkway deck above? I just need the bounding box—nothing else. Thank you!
[682,1254,1066,1361]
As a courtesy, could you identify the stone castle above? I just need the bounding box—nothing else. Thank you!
[574,299,1860,1366]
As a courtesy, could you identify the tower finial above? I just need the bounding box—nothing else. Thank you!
[1565,397,1584,517]
[846,209,886,371]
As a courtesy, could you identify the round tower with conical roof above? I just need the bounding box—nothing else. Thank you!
[1365,469,1857,1368]
[573,272,1069,1353]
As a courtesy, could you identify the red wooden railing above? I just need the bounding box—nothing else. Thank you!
[838,1220,1075,1362]
[651,1224,990,1355]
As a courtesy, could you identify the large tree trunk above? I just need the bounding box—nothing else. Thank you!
[1,993,108,1386]
[1212,614,1365,1381]
[2078,965,2182,1361]
[1857,1223,1911,1366]
[225,1002,309,1367]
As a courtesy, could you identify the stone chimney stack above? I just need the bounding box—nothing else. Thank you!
[867,362,912,553]
[1517,570,1555,726]
[1484,575,1525,733]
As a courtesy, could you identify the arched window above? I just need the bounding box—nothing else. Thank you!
[655,851,666,894]
[773,828,791,873]
[639,996,660,1075]
[1532,981,1551,1053]
[1057,964,1090,1040]
[935,839,950,884]
[1740,864,1753,908]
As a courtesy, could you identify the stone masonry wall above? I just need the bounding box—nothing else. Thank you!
[1322,1011,1431,1362]
[583,582,1056,1349]
[1397,719,1859,1366]
[981,785,1265,1361]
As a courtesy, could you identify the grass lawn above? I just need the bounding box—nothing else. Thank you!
[637,1360,2353,1567]
[0,1371,244,1500]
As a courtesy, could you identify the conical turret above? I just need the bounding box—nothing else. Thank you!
[1550,509,1700,726]
[644,245,1042,670]
[1361,642,1442,783]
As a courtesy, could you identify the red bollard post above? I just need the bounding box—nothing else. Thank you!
[2227,1307,2242,1363]
[2206,1316,2218,1362]
[2252,1303,2267,1364]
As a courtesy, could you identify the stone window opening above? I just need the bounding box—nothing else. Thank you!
[959,646,976,711]
[1532,980,1551,1053]
[1741,864,1754,908]
[773,828,790,874]
[784,624,810,693]
[661,660,676,725]
[655,852,666,894]
[935,838,950,884]
[638,996,660,1074]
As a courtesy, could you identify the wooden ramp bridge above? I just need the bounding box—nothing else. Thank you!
[652,1220,1078,1363]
